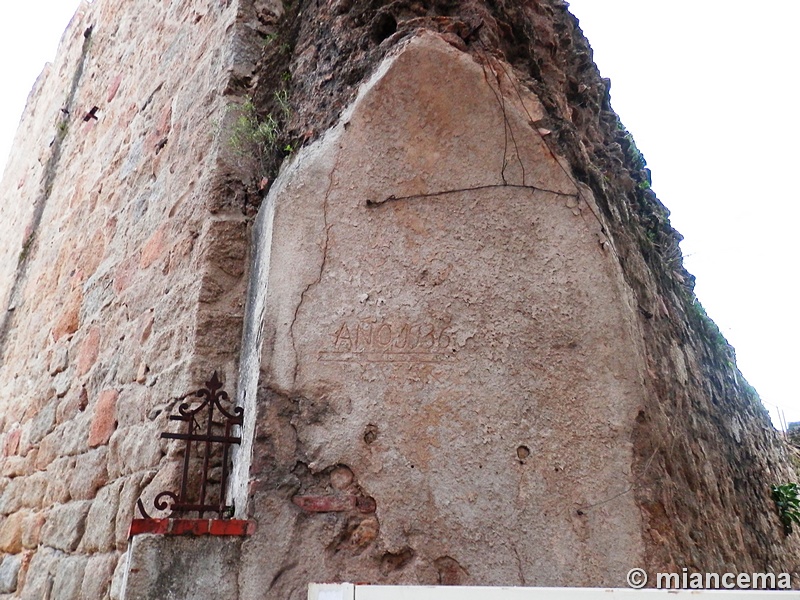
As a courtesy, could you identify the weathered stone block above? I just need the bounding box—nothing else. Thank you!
[15,423,33,458]
[114,386,148,429]
[80,479,122,553]
[88,389,119,448]
[116,471,153,550]
[2,455,33,478]
[51,369,73,399]
[198,268,228,303]
[193,310,243,360]
[80,553,117,600]
[199,219,248,278]
[52,555,88,600]
[57,413,91,458]
[237,32,647,593]
[48,344,69,376]
[0,477,24,515]
[109,551,128,600]
[52,292,82,341]
[81,272,117,322]
[0,553,21,594]
[123,534,243,600]
[27,401,57,445]
[3,427,21,457]
[107,424,162,479]
[40,501,91,552]
[44,457,76,505]
[140,224,167,270]
[19,547,58,600]
[19,472,48,510]
[56,386,88,425]
[21,511,45,549]
[68,447,108,500]
[36,428,63,470]
[112,255,138,296]
[0,510,26,553]
[76,326,101,377]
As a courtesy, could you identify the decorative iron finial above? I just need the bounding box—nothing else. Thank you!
[137,372,243,519]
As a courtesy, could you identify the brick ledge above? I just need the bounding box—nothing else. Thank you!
[128,518,256,539]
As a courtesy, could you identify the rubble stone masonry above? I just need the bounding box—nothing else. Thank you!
[0,0,263,596]
[0,0,798,599]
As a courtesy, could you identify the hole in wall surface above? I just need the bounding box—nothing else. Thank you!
[371,12,397,43]
[363,424,378,445]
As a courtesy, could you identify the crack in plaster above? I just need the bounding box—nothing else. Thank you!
[481,50,621,261]
[480,51,527,186]
[512,543,527,585]
[366,183,578,207]
[288,152,340,386]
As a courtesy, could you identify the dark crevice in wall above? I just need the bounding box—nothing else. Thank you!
[0,26,94,359]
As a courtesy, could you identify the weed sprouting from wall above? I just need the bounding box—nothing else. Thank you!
[225,91,294,196]
[229,98,278,161]
[772,483,800,535]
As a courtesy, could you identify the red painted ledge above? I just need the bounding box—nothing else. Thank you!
[128,518,256,539]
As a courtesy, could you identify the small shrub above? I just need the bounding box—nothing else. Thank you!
[225,91,294,197]
[228,98,278,161]
[771,483,800,535]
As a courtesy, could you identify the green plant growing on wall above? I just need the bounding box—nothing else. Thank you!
[224,89,297,201]
[274,89,292,121]
[261,32,278,46]
[771,483,800,535]
[228,97,278,162]
[623,131,646,172]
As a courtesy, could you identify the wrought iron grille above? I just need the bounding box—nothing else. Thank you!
[137,372,243,519]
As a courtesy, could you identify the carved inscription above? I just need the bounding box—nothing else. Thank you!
[319,319,452,363]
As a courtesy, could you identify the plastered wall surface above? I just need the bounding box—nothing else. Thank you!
[0,0,798,598]
[238,34,647,596]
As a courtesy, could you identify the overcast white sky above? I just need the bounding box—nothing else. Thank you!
[0,2,798,426]
[568,0,800,428]
[0,2,85,167]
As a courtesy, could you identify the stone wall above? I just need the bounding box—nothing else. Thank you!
[237,33,649,594]
[231,0,800,595]
[0,0,269,596]
[0,0,798,599]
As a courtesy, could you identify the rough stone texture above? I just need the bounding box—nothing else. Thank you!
[80,479,123,553]
[237,1,800,595]
[0,554,21,595]
[40,501,91,553]
[238,33,646,594]
[107,424,164,480]
[109,552,127,600]
[79,553,117,600]
[51,555,88,600]
[115,472,153,551]
[0,511,26,554]
[68,447,108,500]
[18,547,59,600]
[122,535,243,600]
[0,0,798,597]
[20,511,46,550]
[88,390,118,448]
[0,0,260,592]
